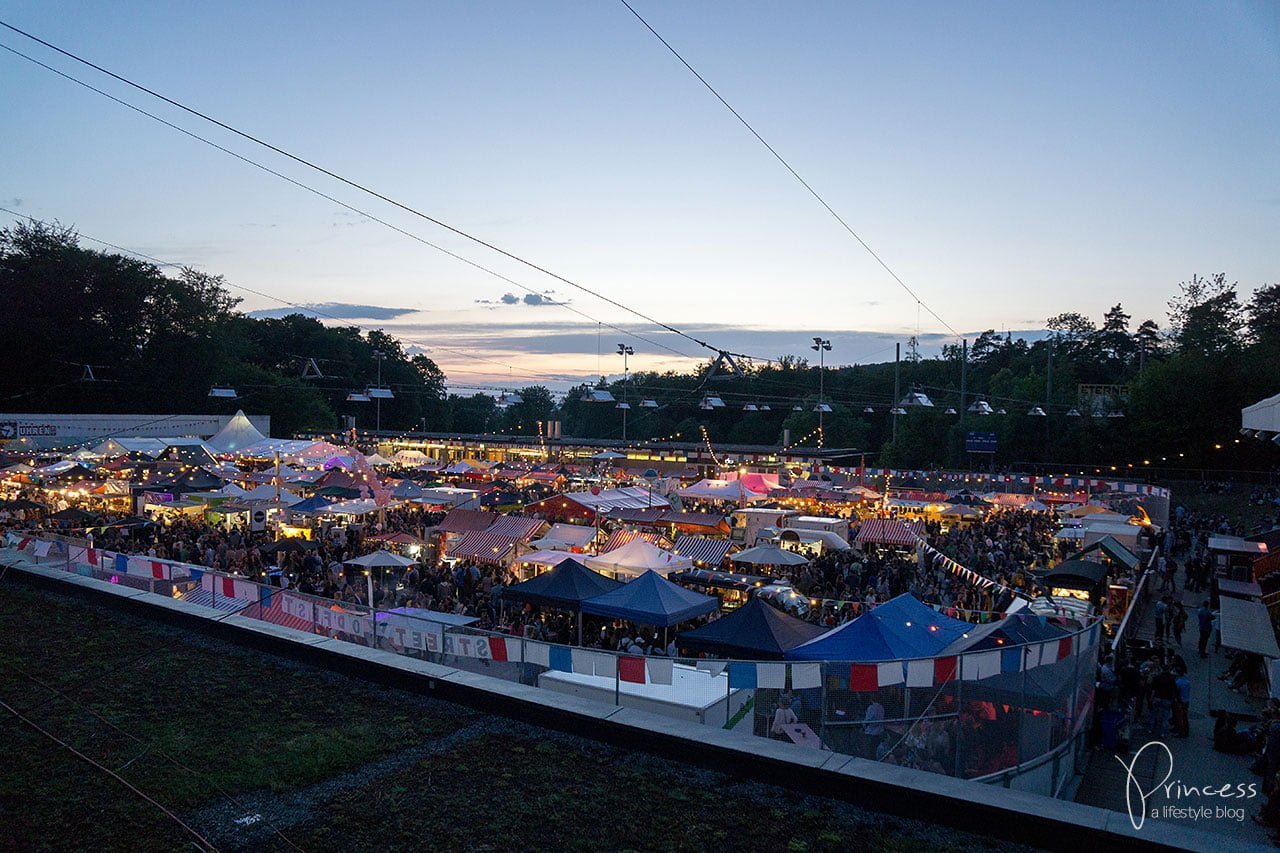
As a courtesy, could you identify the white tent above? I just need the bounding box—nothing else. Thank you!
[585,538,693,579]
[1243,392,1280,434]
[528,523,597,551]
[93,437,168,457]
[392,449,436,465]
[678,478,770,503]
[366,453,391,466]
[207,410,267,453]
[320,498,383,516]
[412,487,479,506]
[242,483,304,505]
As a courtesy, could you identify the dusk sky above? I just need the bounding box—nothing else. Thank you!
[2,2,1277,390]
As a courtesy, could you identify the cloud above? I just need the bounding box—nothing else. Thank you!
[474,290,564,307]
[247,302,417,321]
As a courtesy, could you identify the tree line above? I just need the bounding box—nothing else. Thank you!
[2,218,1276,472]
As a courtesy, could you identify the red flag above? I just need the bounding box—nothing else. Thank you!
[87,548,98,566]
[850,664,878,692]
[1058,637,1073,661]
[151,561,167,580]
[488,637,509,662]
[933,656,957,684]
[222,577,236,598]
[618,656,646,684]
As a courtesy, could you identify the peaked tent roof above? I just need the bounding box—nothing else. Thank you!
[584,538,693,579]
[787,594,972,662]
[676,597,825,659]
[580,569,718,627]
[207,410,268,453]
[939,612,1070,654]
[243,483,304,504]
[502,558,622,610]
[1070,535,1139,571]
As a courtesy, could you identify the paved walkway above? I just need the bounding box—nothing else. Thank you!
[1075,578,1272,849]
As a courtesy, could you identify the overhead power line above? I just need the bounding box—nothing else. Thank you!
[0,43,691,369]
[0,21,757,364]
[617,0,962,340]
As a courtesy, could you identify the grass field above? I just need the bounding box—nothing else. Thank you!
[0,581,1033,852]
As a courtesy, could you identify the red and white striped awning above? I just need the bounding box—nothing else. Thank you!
[600,528,670,554]
[854,518,923,547]
[447,530,518,564]
[672,535,734,568]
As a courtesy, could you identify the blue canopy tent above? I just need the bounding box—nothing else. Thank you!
[502,558,622,645]
[290,496,335,515]
[786,594,972,662]
[676,596,825,660]
[938,612,1069,654]
[502,558,621,611]
[581,569,719,630]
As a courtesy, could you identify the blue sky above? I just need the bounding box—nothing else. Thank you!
[2,1,1277,389]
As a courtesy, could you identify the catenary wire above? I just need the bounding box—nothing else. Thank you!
[0,47,695,368]
[617,0,962,340]
[0,22,752,362]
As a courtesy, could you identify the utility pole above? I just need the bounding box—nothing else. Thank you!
[1046,337,1054,458]
[893,342,901,443]
[812,336,831,437]
[959,339,968,421]
[617,344,633,441]
[373,349,386,432]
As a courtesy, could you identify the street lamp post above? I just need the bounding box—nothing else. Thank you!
[373,349,386,432]
[811,337,831,436]
[617,344,633,441]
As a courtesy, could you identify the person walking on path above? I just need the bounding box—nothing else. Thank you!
[1154,596,1169,643]
[1197,601,1214,659]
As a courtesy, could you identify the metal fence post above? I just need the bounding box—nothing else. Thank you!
[614,652,621,708]
[953,654,964,778]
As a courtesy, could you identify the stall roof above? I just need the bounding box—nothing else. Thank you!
[1070,535,1139,570]
[1217,578,1264,600]
[528,523,597,551]
[1036,559,1109,588]
[1219,595,1280,658]
[677,597,825,660]
[854,518,923,547]
[787,594,972,662]
[580,569,718,627]
[1208,536,1267,556]
[585,538,691,579]
[502,558,622,610]
[671,535,734,567]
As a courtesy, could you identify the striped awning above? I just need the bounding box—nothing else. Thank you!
[438,509,498,534]
[485,515,546,541]
[447,530,518,564]
[600,528,671,554]
[672,535,734,568]
[854,518,923,547]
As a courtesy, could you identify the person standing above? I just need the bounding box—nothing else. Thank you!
[1173,667,1190,738]
[1197,601,1213,659]
[1154,596,1169,643]
[1150,667,1177,739]
[1171,601,1188,647]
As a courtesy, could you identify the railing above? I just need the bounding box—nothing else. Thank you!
[4,532,1101,794]
[1110,544,1161,653]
